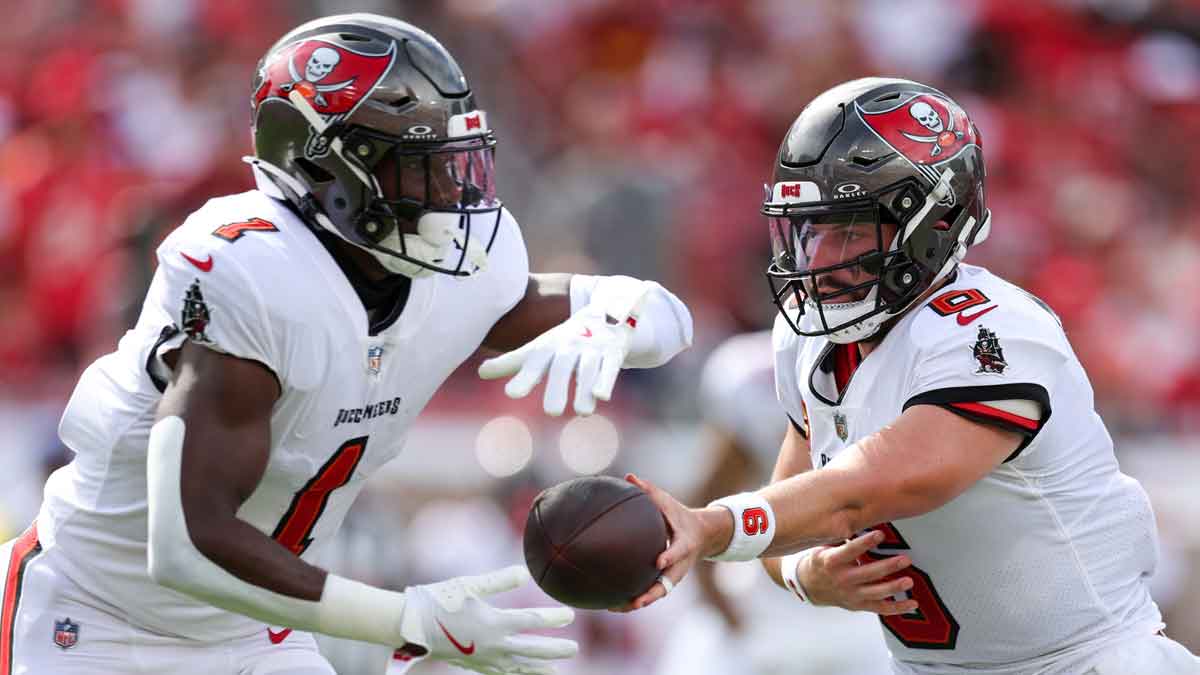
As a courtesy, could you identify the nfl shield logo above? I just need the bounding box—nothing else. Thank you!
[367,346,384,375]
[833,411,849,442]
[53,618,79,650]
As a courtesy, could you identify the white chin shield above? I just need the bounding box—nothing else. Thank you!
[373,211,491,278]
[799,286,893,344]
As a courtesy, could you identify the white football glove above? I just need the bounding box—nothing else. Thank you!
[478,281,652,416]
[397,565,577,675]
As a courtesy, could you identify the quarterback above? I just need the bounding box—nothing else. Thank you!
[624,78,1199,674]
[0,14,692,675]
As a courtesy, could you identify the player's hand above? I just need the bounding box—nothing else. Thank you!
[611,473,719,613]
[399,565,578,675]
[477,284,650,416]
[795,530,920,615]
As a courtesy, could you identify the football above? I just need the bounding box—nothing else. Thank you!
[523,475,668,610]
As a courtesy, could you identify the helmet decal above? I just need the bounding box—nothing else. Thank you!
[254,39,397,156]
[856,93,979,183]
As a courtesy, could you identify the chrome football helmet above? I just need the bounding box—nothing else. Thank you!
[249,13,501,278]
[764,77,990,343]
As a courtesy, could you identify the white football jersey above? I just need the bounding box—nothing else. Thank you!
[774,264,1164,674]
[40,190,528,641]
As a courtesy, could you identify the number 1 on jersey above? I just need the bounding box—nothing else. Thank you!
[271,437,368,556]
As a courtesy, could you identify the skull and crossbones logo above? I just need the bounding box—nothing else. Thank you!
[901,100,964,157]
[282,45,355,108]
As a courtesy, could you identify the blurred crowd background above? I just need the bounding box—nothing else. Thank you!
[1,0,1199,673]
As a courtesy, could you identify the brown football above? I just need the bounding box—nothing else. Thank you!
[523,475,668,610]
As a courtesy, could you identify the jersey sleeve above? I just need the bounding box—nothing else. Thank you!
[147,232,288,388]
[482,206,530,318]
[772,316,810,440]
[901,310,1066,456]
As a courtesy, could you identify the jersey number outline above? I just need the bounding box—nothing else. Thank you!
[271,437,368,556]
[212,218,279,242]
[928,288,990,317]
[857,522,960,650]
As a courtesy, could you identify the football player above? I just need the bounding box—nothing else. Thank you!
[0,14,692,675]
[622,78,1200,674]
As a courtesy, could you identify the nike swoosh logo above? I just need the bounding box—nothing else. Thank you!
[267,627,292,644]
[581,327,593,338]
[957,305,997,326]
[437,620,475,655]
[181,252,213,272]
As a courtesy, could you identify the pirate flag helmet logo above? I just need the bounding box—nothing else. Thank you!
[253,39,397,157]
[857,93,979,167]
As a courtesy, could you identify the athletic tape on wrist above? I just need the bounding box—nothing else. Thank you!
[705,492,776,562]
[780,550,811,603]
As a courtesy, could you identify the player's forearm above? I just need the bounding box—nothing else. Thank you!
[757,430,951,557]
[483,274,573,352]
[186,515,327,602]
[147,417,408,645]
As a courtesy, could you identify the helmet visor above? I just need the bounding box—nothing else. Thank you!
[381,139,499,212]
[767,203,890,306]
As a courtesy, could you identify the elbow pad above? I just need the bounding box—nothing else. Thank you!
[569,274,694,369]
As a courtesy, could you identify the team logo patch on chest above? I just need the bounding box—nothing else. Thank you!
[833,411,849,442]
[53,618,79,650]
[972,325,1007,374]
[181,280,212,343]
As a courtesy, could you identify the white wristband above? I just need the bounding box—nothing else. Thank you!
[317,575,410,648]
[780,550,811,603]
[705,492,776,562]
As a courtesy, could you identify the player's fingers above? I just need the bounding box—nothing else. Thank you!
[845,554,911,585]
[591,347,623,402]
[478,343,535,380]
[502,634,579,660]
[826,529,885,566]
[857,575,914,601]
[500,606,576,631]
[503,347,554,399]
[469,565,531,597]
[572,351,602,416]
[866,598,920,616]
[542,351,579,417]
[619,583,664,612]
